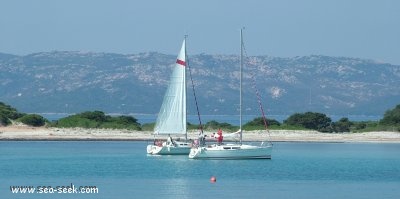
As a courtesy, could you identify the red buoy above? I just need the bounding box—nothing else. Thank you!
[210,176,217,183]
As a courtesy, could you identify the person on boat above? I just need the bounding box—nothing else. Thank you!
[154,139,162,147]
[167,134,174,146]
[217,128,223,145]
[198,134,207,146]
[193,139,199,146]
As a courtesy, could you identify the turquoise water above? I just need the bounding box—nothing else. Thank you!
[1,141,400,198]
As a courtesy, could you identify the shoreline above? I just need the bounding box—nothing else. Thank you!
[1,126,400,143]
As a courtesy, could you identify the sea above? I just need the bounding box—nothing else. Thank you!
[1,141,400,199]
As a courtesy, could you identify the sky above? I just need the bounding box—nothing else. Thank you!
[1,0,399,64]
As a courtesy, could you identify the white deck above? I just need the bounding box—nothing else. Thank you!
[189,143,272,159]
[147,141,191,155]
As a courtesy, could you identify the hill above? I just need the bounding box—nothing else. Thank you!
[0,51,399,117]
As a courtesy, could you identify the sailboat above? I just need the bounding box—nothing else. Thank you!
[146,38,192,155]
[189,29,273,159]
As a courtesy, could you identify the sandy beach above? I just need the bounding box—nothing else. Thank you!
[1,125,399,143]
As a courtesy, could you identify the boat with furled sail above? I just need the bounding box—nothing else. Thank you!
[189,28,273,159]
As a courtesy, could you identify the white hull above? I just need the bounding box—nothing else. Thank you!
[147,141,191,155]
[188,29,274,160]
[189,143,272,159]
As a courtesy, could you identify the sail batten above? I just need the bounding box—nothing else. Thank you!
[154,40,187,135]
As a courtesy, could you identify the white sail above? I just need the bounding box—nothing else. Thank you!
[154,40,187,135]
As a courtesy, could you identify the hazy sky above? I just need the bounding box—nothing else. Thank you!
[1,0,399,64]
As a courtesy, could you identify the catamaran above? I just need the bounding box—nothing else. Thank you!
[189,29,273,159]
[147,38,192,155]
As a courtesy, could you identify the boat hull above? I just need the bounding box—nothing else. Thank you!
[147,141,191,155]
[189,144,272,159]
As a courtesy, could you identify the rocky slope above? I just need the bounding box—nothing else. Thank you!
[0,51,399,117]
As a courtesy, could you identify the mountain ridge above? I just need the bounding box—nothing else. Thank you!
[0,51,399,118]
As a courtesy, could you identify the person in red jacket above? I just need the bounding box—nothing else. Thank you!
[217,128,223,145]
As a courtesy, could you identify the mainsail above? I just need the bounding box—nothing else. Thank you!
[154,40,187,135]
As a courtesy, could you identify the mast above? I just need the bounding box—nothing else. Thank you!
[240,28,244,145]
[184,35,188,141]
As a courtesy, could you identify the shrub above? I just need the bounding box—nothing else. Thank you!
[380,104,400,125]
[187,122,203,131]
[141,123,155,131]
[57,116,99,128]
[243,117,281,130]
[18,114,47,127]
[284,112,332,132]
[204,120,237,132]
[332,117,353,133]
[0,114,11,126]
[79,111,108,122]
[352,122,367,131]
[55,111,141,130]
[0,102,25,122]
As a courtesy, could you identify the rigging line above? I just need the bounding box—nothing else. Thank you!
[185,38,204,136]
[250,71,273,142]
[241,41,272,142]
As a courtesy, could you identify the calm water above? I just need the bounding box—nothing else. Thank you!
[1,141,400,199]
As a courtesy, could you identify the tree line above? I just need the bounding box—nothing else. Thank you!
[0,102,46,127]
[1,101,399,133]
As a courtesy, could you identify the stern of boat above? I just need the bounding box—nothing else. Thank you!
[188,147,202,159]
[146,144,155,154]
[147,144,163,155]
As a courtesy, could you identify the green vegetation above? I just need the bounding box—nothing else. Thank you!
[347,105,400,132]
[0,102,25,126]
[0,102,25,120]
[187,122,203,131]
[0,114,11,126]
[380,104,400,126]
[243,117,281,131]
[82,104,399,133]
[53,111,141,130]
[18,114,47,127]
[284,112,332,132]
[202,120,238,132]
[240,117,310,131]
[279,104,400,133]
[0,102,47,127]
[140,122,214,132]
[331,117,353,133]
[1,101,400,133]
[141,122,155,131]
